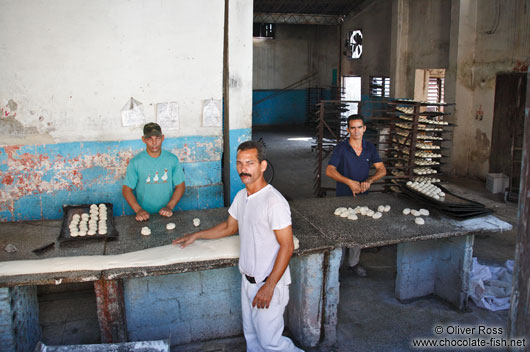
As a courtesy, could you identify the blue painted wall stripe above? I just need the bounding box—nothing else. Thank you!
[228,128,251,203]
[0,135,224,221]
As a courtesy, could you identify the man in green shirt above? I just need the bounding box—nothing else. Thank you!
[123,123,185,221]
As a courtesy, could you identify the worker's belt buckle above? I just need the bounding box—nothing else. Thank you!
[245,275,268,284]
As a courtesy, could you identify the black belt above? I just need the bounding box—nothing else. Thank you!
[245,275,268,284]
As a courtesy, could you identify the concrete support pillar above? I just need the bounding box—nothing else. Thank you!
[321,247,342,347]
[390,0,410,98]
[395,235,474,310]
[0,286,41,352]
[287,253,325,348]
[446,0,479,176]
[94,279,128,343]
[223,0,253,204]
[508,73,530,342]
[287,248,342,349]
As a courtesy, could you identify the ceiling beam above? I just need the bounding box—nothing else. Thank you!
[254,12,344,25]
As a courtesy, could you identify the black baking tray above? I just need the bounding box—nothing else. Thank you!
[398,184,493,219]
[59,203,119,243]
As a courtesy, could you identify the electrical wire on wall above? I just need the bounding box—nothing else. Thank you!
[485,0,501,35]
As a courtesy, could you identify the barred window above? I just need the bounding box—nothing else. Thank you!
[369,76,390,97]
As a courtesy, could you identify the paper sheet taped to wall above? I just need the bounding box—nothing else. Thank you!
[202,99,222,127]
[121,97,146,127]
[157,102,179,130]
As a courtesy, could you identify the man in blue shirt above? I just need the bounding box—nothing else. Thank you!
[123,123,185,221]
[326,115,386,276]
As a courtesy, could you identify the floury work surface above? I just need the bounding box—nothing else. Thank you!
[36,126,519,351]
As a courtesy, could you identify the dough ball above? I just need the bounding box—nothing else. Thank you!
[193,218,201,227]
[419,209,430,216]
[340,211,350,218]
[372,212,382,219]
[410,209,420,216]
[366,210,375,217]
[334,207,347,216]
[402,208,411,215]
[166,222,176,230]
[384,205,391,212]
[377,205,385,212]
[141,227,151,236]
[415,217,425,225]
[347,213,358,221]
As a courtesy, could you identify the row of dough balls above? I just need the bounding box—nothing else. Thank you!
[402,208,429,225]
[414,167,438,175]
[140,218,201,236]
[69,204,108,237]
[407,181,446,200]
[334,205,391,220]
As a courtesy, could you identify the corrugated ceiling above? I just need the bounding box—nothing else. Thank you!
[254,0,368,16]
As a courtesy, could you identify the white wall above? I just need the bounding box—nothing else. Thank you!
[448,0,530,178]
[342,0,393,95]
[253,24,338,90]
[228,0,253,130]
[0,0,225,144]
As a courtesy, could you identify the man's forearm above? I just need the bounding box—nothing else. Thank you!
[166,182,185,209]
[326,165,353,185]
[194,220,237,240]
[122,186,142,213]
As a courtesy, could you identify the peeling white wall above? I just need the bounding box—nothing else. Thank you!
[448,0,529,178]
[227,0,253,130]
[0,0,225,144]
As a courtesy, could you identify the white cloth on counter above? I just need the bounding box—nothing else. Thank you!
[469,257,514,311]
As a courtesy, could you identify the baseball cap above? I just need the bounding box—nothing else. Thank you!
[143,122,162,137]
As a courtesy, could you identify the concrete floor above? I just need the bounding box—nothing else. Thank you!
[38,125,519,351]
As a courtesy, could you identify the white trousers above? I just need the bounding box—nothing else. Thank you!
[342,246,361,267]
[241,276,304,352]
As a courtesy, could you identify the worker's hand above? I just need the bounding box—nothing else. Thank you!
[360,181,372,193]
[348,180,361,196]
[135,209,150,222]
[252,282,274,309]
[172,233,197,248]
[159,206,173,217]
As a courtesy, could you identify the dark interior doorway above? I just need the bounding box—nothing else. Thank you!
[490,72,527,201]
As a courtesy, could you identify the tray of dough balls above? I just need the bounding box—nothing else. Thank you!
[399,182,493,218]
[59,203,118,243]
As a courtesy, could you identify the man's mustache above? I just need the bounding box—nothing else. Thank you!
[239,173,251,177]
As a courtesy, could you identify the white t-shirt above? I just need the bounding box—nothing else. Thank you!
[228,184,292,285]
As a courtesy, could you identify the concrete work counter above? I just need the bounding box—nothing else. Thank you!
[0,207,333,287]
[290,193,511,249]
[0,193,513,350]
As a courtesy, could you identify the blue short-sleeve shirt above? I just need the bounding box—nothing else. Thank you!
[328,139,382,196]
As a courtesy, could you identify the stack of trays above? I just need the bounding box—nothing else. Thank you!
[399,183,493,219]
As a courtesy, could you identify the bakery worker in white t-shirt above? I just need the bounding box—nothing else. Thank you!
[173,141,303,352]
